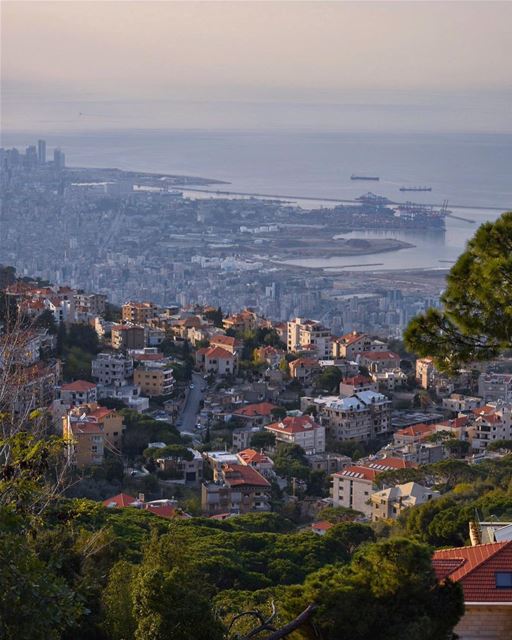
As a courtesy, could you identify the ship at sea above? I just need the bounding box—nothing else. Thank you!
[351,174,380,181]
[399,186,432,192]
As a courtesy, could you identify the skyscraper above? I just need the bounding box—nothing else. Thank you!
[37,139,46,164]
[53,148,65,170]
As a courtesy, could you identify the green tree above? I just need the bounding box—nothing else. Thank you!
[282,538,464,640]
[405,211,512,373]
[34,309,58,334]
[250,431,276,449]
[315,366,343,393]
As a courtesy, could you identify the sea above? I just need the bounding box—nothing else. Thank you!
[2,129,511,272]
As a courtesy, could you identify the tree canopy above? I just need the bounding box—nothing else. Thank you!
[405,211,512,373]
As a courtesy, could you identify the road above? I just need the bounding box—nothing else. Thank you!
[177,372,205,437]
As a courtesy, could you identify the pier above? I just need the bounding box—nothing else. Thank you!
[182,187,506,214]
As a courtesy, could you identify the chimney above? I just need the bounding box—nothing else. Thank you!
[469,520,481,546]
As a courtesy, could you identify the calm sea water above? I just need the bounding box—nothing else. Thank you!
[2,129,511,271]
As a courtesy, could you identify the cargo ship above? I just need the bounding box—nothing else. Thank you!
[399,186,432,192]
[351,174,380,181]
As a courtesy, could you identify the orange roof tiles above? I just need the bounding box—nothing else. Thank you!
[266,415,321,434]
[433,541,512,603]
[206,346,234,360]
[211,335,237,347]
[337,465,379,481]
[223,463,270,487]
[361,350,400,361]
[103,493,137,508]
[311,520,334,531]
[61,380,96,392]
[395,423,435,438]
[234,402,279,417]
[238,448,272,464]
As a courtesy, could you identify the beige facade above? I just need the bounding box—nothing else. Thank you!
[111,325,145,350]
[371,482,440,521]
[63,403,125,466]
[454,605,512,639]
[122,301,158,324]
[287,318,332,358]
[134,362,174,397]
[416,357,436,389]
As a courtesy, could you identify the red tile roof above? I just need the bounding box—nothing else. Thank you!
[61,380,96,392]
[210,335,237,347]
[88,406,114,421]
[338,331,366,346]
[337,465,378,482]
[223,463,270,487]
[144,504,179,519]
[238,448,272,465]
[395,423,435,438]
[438,417,470,429]
[433,541,512,603]
[473,405,496,416]
[266,415,321,434]
[103,493,137,508]
[311,520,334,531]
[289,358,319,368]
[360,351,400,361]
[367,457,416,470]
[206,346,234,360]
[234,402,279,417]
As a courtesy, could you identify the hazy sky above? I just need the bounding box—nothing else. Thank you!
[2,1,511,132]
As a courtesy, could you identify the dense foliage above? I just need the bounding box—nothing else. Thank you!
[0,433,466,639]
[405,211,512,373]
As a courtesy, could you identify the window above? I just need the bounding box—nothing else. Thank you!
[496,572,512,588]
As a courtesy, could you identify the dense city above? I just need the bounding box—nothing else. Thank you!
[2,139,512,640]
[1,140,444,336]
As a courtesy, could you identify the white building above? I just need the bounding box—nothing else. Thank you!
[318,390,392,441]
[331,457,414,518]
[92,352,134,386]
[286,318,332,359]
[264,415,325,454]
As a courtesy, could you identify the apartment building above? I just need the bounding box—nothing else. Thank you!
[339,374,378,398]
[264,415,325,454]
[63,403,124,466]
[359,350,401,373]
[416,357,437,389]
[237,448,275,479]
[320,390,392,441]
[133,361,175,397]
[92,352,134,386]
[471,403,512,453]
[122,301,158,324]
[478,373,512,403]
[287,318,332,359]
[331,457,414,517]
[288,357,321,384]
[371,481,440,521]
[201,463,271,516]
[443,393,484,413]
[111,324,145,350]
[74,292,107,317]
[60,379,97,406]
[332,332,387,360]
[196,345,237,376]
